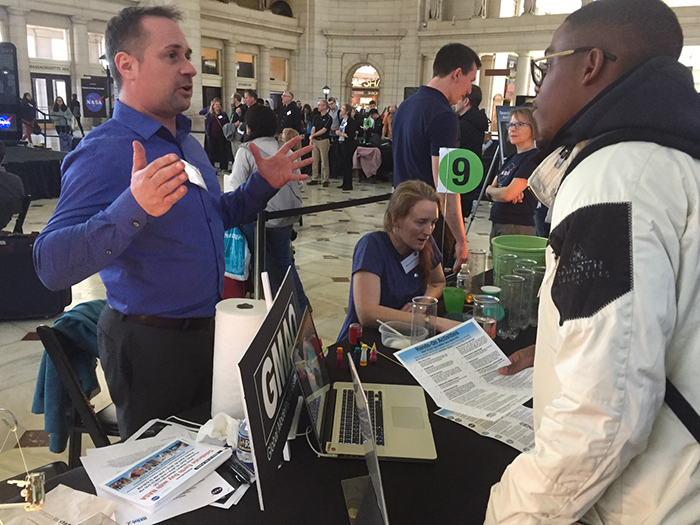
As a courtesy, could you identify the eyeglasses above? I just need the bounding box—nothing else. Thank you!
[507,122,531,130]
[530,47,618,87]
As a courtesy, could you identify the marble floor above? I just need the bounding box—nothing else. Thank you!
[0,169,494,484]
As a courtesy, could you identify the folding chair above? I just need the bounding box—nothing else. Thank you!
[36,325,120,468]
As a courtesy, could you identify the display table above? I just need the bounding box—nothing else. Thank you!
[5,146,66,199]
[41,325,535,525]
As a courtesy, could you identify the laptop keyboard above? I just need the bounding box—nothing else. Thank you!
[339,389,385,446]
[307,396,321,424]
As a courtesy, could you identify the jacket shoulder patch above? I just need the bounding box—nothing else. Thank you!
[548,202,632,325]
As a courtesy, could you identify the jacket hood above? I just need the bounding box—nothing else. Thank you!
[543,56,700,161]
[461,107,489,132]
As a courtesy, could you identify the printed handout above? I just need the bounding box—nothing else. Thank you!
[395,320,533,421]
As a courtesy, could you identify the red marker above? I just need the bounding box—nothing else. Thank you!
[336,346,344,370]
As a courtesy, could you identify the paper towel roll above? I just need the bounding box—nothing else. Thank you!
[211,298,268,419]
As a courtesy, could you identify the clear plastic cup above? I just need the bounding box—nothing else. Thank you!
[531,265,546,327]
[513,267,535,330]
[467,249,487,303]
[411,296,438,344]
[515,258,538,270]
[495,253,518,287]
[472,294,499,338]
[497,274,525,340]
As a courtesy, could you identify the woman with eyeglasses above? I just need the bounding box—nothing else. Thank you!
[485,108,540,242]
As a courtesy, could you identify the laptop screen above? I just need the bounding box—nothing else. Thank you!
[348,355,390,525]
[292,309,331,442]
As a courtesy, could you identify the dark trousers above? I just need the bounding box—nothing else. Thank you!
[97,306,215,439]
[340,139,357,189]
[432,214,455,272]
[74,116,84,137]
[329,139,342,179]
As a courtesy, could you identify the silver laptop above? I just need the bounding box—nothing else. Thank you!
[292,309,437,461]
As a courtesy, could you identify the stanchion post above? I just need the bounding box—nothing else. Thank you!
[254,210,266,300]
[465,144,502,236]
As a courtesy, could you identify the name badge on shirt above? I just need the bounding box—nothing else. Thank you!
[182,159,208,191]
[401,251,420,274]
[287,110,292,116]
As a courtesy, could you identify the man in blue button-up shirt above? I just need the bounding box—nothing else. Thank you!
[33,6,311,438]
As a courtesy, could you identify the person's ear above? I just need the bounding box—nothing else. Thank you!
[581,48,608,86]
[114,51,136,83]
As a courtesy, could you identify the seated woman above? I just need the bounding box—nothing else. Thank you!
[486,107,540,242]
[338,180,459,341]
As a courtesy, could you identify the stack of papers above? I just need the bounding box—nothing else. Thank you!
[395,320,535,451]
[82,418,247,524]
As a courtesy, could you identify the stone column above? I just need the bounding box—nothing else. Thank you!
[514,50,531,97]
[487,0,501,18]
[288,50,299,97]
[70,17,90,99]
[258,45,270,100]
[224,39,238,101]
[8,8,30,95]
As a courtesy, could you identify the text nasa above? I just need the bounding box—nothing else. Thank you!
[258,303,298,459]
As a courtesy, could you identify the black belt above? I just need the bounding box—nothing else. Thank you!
[111,307,214,331]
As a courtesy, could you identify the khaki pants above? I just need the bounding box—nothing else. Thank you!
[311,138,330,182]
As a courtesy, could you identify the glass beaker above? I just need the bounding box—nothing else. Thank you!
[513,267,535,330]
[411,296,438,343]
[530,265,546,327]
[467,249,487,303]
[497,275,525,340]
[472,295,499,338]
[495,253,518,287]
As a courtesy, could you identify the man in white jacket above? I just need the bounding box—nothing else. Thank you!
[486,0,700,523]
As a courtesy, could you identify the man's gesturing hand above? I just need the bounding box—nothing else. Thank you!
[130,141,188,217]
[249,135,312,189]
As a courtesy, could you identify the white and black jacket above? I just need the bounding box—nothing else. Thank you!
[486,56,700,524]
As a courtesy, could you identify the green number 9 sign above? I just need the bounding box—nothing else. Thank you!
[438,149,484,194]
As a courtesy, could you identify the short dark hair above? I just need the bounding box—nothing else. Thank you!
[105,5,183,89]
[433,43,481,78]
[245,104,278,140]
[565,0,683,60]
[233,93,242,102]
[244,89,258,99]
[369,108,379,116]
[465,84,482,108]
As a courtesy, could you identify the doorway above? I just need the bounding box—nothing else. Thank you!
[202,86,222,111]
[31,73,71,120]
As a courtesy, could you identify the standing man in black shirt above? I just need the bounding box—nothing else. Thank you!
[69,94,85,137]
[455,85,489,217]
[308,99,333,187]
[278,90,302,133]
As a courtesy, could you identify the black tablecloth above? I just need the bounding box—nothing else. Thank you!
[5,146,66,199]
[43,326,535,525]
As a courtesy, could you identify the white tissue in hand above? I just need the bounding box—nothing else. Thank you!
[196,412,240,448]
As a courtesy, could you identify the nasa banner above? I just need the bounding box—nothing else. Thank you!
[238,269,302,511]
[81,76,108,118]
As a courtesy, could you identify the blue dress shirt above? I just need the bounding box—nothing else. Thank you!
[34,100,277,317]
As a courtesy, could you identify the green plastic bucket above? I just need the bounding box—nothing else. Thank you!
[491,235,547,277]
